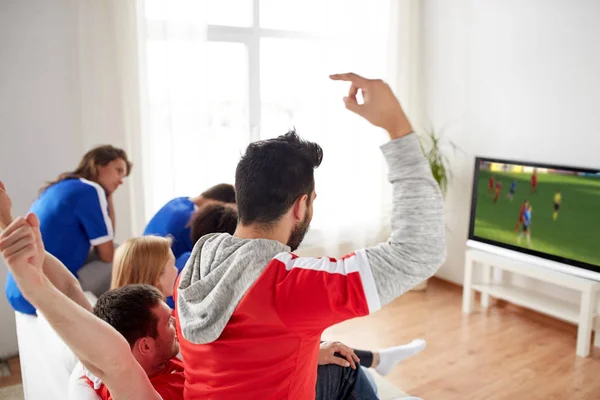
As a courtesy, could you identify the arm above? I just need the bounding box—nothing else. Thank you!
[0,216,159,400]
[364,133,445,306]
[330,73,446,308]
[95,241,115,263]
[42,251,93,313]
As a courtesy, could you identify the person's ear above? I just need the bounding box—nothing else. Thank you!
[292,194,309,222]
[135,337,154,356]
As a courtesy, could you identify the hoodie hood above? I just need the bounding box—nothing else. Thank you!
[176,233,290,344]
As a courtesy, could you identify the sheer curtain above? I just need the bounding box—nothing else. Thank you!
[137,0,419,255]
[77,0,146,240]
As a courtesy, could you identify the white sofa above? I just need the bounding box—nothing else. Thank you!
[15,292,97,400]
[15,311,79,399]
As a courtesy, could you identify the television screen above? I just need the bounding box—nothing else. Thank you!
[469,157,600,273]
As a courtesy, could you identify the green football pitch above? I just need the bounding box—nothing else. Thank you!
[474,169,600,267]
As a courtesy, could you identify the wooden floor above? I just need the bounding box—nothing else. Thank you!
[3,278,600,398]
[0,356,20,388]
[323,278,600,399]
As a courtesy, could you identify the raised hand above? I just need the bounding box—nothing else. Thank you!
[0,181,14,230]
[0,213,46,293]
[329,73,413,140]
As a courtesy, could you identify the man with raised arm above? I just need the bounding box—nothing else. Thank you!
[175,73,446,399]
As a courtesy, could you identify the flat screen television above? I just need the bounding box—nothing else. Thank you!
[467,157,600,280]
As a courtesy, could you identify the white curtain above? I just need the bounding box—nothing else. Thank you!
[375,0,426,246]
[139,1,220,230]
[135,0,422,256]
[77,0,146,240]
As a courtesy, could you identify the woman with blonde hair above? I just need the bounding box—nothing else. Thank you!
[111,235,179,299]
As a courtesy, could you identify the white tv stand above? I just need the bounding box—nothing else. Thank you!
[462,248,600,357]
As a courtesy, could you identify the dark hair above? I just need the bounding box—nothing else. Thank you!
[93,284,163,348]
[41,145,133,194]
[235,130,323,225]
[201,183,236,204]
[190,203,238,244]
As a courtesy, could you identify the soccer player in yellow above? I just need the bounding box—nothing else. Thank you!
[553,190,562,221]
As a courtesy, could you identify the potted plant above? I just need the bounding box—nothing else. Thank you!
[419,127,453,197]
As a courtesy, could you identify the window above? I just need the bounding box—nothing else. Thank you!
[141,0,392,243]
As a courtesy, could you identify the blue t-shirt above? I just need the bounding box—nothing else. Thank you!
[5,178,114,315]
[524,210,532,225]
[166,251,191,308]
[143,197,195,258]
[510,181,517,192]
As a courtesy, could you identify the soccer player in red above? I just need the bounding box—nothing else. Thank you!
[488,175,495,195]
[515,200,529,231]
[531,171,538,194]
[493,180,502,203]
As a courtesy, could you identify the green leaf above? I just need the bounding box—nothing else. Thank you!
[418,128,450,197]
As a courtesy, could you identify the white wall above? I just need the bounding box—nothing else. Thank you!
[0,0,134,358]
[423,0,600,299]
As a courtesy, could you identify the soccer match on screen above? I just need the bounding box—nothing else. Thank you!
[472,161,600,267]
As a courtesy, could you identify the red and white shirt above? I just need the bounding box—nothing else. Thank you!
[86,358,185,400]
[175,249,379,400]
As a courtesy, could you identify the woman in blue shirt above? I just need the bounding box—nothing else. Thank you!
[5,145,132,314]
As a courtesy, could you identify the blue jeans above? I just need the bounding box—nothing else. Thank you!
[315,364,378,400]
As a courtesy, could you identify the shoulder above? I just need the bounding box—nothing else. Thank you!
[159,197,194,216]
[42,178,87,194]
[40,179,104,202]
[72,179,108,207]
[168,197,194,208]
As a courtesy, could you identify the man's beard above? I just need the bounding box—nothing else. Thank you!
[287,212,311,251]
[155,336,180,364]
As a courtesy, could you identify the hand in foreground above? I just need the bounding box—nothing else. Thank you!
[0,213,46,293]
[318,341,360,370]
[330,72,412,140]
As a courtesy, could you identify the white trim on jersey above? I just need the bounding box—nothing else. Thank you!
[84,367,103,390]
[273,250,381,313]
[353,249,381,313]
[90,235,114,246]
[79,178,114,244]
